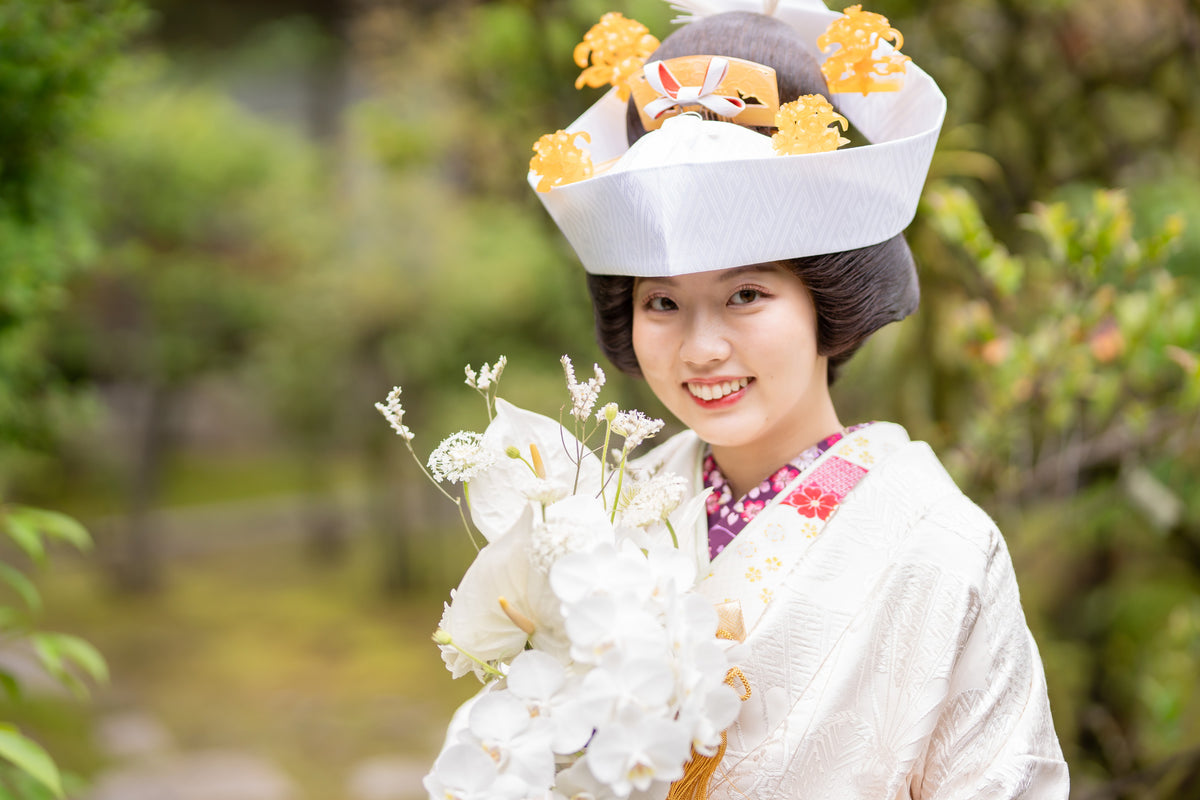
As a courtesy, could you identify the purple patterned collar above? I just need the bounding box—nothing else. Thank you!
[703,423,872,560]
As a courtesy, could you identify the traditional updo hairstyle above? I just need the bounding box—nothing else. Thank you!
[587,11,919,385]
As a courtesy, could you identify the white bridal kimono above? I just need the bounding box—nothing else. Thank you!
[638,422,1070,799]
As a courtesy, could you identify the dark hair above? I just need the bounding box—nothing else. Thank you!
[589,11,919,385]
[587,235,918,385]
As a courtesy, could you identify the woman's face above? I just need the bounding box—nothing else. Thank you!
[632,264,835,471]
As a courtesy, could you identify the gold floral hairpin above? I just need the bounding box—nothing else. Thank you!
[818,4,910,95]
[573,12,660,101]
[530,130,594,193]
[772,95,849,155]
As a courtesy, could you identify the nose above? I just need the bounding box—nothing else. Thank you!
[679,309,731,366]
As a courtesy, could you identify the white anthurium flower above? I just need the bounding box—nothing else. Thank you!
[505,651,603,755]
[422,743,530,800]
[530,494,616,574]
[437,515,568,679]
[585,715,692,797]
[466,691,557,791]
[469,399,603,543]
[666,487,714,576]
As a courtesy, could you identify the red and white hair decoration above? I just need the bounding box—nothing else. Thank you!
[641,57,747,120]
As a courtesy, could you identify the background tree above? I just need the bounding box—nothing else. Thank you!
[0,0,143,795]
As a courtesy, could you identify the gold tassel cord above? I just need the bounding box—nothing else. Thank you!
[666,732,728,800]
[665,668,751,800]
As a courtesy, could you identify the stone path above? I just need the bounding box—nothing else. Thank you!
[77,709,430,800]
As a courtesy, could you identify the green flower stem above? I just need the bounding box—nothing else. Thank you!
[599,421,613,510]
[610,447,629,524]
[404,439,480,551]
[665,518,679,549]
[432,631,503,680]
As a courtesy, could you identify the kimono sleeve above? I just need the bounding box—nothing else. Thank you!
[910,503,1070,799]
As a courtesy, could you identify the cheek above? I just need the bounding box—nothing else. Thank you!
[631,314,654,368]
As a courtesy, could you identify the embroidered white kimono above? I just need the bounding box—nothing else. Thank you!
[638,422,1070,799]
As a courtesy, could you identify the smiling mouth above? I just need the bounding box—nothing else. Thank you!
[686,377,750,401]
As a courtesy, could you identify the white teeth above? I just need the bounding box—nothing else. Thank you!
[687,378,749,400]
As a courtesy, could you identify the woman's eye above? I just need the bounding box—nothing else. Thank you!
[646,295,677,311]
[730,288,762,305]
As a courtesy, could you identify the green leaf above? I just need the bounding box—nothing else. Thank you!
[0,669,21,703]
[11,509,91,551]
[0,608,24,633]
[47,634,107,684]
[30,633,107,696]
[0,726,62,798]
[0,564,41,613]
[2,514,44,564]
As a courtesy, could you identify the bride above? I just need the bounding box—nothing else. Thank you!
[530,0,1069,796]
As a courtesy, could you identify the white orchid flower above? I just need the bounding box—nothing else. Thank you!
[675,679,741,757]
[549,541,656,607]
[422,743,530,800]
[585,715,692,796]
[464,691,556,791]
[506,650,601,755]
[563,591,669,667]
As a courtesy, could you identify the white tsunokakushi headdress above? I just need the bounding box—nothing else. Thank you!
[528,0,946,277]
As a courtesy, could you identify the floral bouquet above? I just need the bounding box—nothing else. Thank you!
[376,356,743,800]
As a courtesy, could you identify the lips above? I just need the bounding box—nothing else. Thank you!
[686,377,750,401]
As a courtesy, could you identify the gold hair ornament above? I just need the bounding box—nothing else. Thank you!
[818,4,910,95]
[772,94,850,155]
[574,12,660,101]
[530,130,593,193]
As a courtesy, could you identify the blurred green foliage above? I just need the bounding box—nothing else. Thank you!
[0,0,146,462]
[0,0,142,795]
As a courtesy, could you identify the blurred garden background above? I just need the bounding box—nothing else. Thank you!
[1,0,1198,797]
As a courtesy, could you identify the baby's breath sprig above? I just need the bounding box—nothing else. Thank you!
[464,356,507,420]
[592,403,666,523]
[376,385,480,549]
[560,355,608,493]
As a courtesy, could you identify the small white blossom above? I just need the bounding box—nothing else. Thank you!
[611,410,664,451]
[530,495,615,574]
[428,431,495,483]
[466,355,508,390]
[619,473,688,529]
[561,355,606,421]
[374,386,414,442]
[595,402,619,424]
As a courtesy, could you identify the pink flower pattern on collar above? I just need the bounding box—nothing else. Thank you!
[703,423,871,560]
